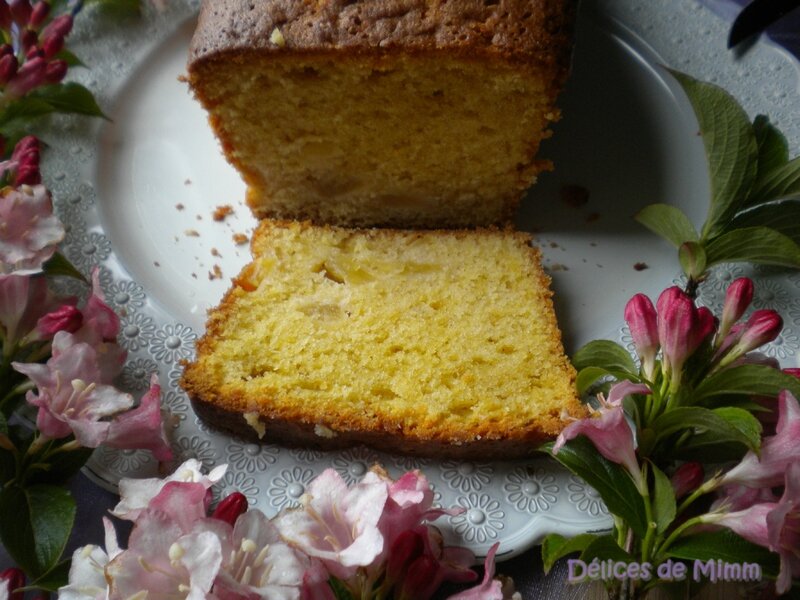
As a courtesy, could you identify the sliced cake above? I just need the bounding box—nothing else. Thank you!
[187,0,577,228]
[181,221,583,459]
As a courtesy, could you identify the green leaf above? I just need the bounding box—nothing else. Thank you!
[705,226,800,268]
[542,437,648,537]
[752,115,788,178]
[30,83,107,119]
[27,445,93,487]
[0,484,76,577]
[26,559,71,593]
[572,340,637,375]
[665,530,778,578]
[748,155,800,207]
[668,70,758,239]
[712,407,763,452]
[650,463,676,535]
[651,407,761,453]
[678,241,707,280]
[694,364,800,402]
[327,577,355,600]
[541,533,598,574]
[729,200,800,244]
[635,204,699,247]
[42,252,88,282]
[580,534,633,563]
[576,366,614,396]
[55,49,85,68]
[84,0,141,17]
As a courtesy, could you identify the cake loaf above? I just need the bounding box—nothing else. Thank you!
[181,221,583,459]
[187,0,576,228]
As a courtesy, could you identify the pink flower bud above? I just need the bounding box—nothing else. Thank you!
[671,462,704,499]
[41,13,72,41]
[28,0,48,27]
[399,555,440,600]
[9,0,31,26]
[736,310,783,356]
[35,304,82,339]
[784,368,800,379]
[692,306,716,349]
[386,528,425,584]
[657,286,703,379]
[719,278,754,340]
[44,59,67,84]
[0,54,17,85]
[0,568,25,600]
[5,55,46,97]
[20,28,38,53]
[11,135,41,186]
[624,293,659,378]
[211,491,248,526]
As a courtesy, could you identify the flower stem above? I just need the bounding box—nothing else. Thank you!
[655,515,706,558]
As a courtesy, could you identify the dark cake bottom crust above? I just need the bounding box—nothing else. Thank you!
[190,396,546,461]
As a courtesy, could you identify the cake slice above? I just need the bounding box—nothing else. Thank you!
[187,0,576,228]
[181,221,583,459]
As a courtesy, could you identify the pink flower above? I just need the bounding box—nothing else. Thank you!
[656,287,715,385]
[103,375,173,461]
[670,462,703,499]
[13,332,134,445]
[214,510,308,598]
[710,484,779,514]
[554,406,643,490]
[0,272,66,346]
[383,526,476,599]
[59,517,120,600]
[106,511,223,599]
[112,459,226,521]
[706,503,774,548]
[275,468,388,580]
[718,278,754,341]
[624,293,659,379]
[33,303,82,340]
[445,543,504,600]
[766,462,800,594]
[377,470,463,557]
[0,568,25,600]
[0,184,64,274]
[721,390,800,489]
[600,380,651,411]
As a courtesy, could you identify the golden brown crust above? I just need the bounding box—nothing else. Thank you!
[181,221,586,458]
[188,0,576,81]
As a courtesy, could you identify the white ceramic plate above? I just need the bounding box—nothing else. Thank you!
[41,0,800,560]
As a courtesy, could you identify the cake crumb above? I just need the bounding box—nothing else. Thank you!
[208,264,223,280]
[550,263,569,272]
[192,273,197,279]
[634,262,649,271]
[184,179,192,185]
[211,247,221,258]
[213,204,234,222]
[175,203,185,211]
[561,184,589,208]
[153,261,160,267]
[196,214,203,221]
[233,233,249,245]
[549,241,559,249]
[314,424,338,439]
[243,412,265,439]
[184,229,200,237]
[270,27,286,47]
[586,212,601,223]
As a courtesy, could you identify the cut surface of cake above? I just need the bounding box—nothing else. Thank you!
[181,221,583,459]
[187,0,576,228]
